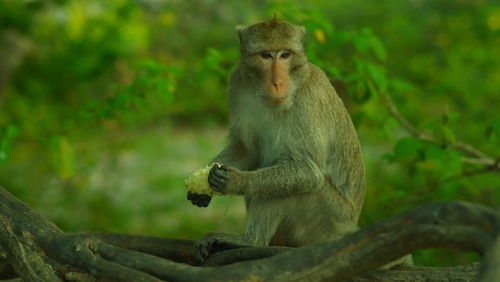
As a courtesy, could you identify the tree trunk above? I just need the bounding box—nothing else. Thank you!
[0,185,498,281]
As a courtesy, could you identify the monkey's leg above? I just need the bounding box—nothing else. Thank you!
[242,196,285,245]
[195,196,285,261]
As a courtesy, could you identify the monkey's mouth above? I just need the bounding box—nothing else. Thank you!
[264,95,288,105]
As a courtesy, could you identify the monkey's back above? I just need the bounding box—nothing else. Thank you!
[295,63,365,209]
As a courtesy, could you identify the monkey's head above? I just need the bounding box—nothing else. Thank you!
[236,18,309,108]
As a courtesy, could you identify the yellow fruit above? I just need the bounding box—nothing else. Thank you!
[185,164,221,196]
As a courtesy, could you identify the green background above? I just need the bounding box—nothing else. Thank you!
[0,0,498,267]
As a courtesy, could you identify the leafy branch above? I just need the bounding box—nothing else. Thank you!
[382,92,500,176]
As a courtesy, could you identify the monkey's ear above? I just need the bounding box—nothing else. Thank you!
[298,25,306,37]
[235,25,248,42]
[297,25,306,43]
[235,25,248,32]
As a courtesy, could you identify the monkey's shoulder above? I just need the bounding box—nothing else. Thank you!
[296,63,343,112]
[306,63,337,93]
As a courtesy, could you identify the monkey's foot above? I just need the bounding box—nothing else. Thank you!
[195,232,250,262]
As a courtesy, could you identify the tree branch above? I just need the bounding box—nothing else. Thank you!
[382,93,499,171]
[220,201,497,281]
[0,185,498,281]
[84,232,198,265]
[203,246,291,266]
[348,263,481,281]
[478,232,500,282]
[0,216,61,281]
[0,248,16,280]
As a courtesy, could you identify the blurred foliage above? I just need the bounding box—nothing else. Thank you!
[0,0,498,267]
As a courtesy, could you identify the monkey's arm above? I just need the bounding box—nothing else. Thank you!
[209,159,324,197]
[210,138,256,171]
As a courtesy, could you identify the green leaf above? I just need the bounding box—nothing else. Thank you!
[382,153,394,162]
[442,149,462,178]
[441,126,457,145]
[366,80,378,99]
[353,35,370,53]
[370,35,387,61]
[352,80,371,104]
[204,48,222,69]
[435,125,457,146]
[365,63,388,93]
[424,144,445,161]
[422,145,463,181]
[390,78,417,93]
[486,120,500,143]
[394,137,421,160]
[325,65,342,78]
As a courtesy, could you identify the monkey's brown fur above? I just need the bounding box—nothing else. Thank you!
[195,19,366,259]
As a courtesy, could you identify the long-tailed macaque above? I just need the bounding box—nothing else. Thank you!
[188,18,366,260]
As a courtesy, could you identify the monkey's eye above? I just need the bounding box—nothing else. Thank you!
[280,51,291,59]
[260,52,273,59]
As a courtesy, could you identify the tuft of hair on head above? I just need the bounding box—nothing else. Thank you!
[268,14,281,28]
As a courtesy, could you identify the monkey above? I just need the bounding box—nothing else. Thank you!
[188,18,366,261]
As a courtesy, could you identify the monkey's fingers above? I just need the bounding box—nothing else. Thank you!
[208,164,229,192]
[192,197,211,207]
[187,192,211,207]
[196,197,211,207]
[208,175,226,192]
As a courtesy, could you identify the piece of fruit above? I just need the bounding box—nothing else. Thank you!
[185,164,221,196]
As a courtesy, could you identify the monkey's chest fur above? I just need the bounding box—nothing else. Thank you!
[232,96,295,167]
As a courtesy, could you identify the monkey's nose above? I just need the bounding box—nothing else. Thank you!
[272,81,286,94]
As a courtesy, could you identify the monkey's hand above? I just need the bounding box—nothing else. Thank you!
[208,164,244,194]
[187,191,211,207]
[185,164,224,207]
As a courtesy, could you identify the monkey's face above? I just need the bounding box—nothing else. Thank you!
[247,50,297,106]
[237,19,309,108]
